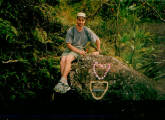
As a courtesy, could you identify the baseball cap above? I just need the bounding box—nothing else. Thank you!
[77,12,86,17]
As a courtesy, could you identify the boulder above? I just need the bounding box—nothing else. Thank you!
[69,55,157,101]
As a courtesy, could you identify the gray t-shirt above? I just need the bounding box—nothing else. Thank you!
[65,26,99,49]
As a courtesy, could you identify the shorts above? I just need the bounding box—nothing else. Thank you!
[61,48,81,59]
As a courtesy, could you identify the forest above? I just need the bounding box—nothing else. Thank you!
[0,0,165,119]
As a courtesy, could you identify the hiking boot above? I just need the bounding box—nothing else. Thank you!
[53,81,71,94]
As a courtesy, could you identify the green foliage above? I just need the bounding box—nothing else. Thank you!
[0,0,3,7]
[0,1,64,103]
[34,4,57,24]
[33,27,49,44]
[0,0,164,103]
[0,18,18,43]
[39,0,46,3]
[119,26,155,69]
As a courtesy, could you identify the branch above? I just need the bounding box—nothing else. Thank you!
[138,0,165,22]
[2,60,19,64]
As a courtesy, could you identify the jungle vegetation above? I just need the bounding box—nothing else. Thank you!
[0,0,165,106]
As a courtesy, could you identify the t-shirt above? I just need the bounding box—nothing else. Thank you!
[65,26,99,49]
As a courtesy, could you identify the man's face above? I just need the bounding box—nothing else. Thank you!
[77,16,85,27]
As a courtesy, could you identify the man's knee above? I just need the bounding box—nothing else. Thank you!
[65,55,75,64]
[60,56,66,65]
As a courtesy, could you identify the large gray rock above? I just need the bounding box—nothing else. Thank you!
[69,55,157,101]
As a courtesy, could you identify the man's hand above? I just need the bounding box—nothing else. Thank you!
[80,50,86,56]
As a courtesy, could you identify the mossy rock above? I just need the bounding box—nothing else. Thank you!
[69,55,157,101]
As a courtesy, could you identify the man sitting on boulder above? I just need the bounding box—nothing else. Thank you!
[54,12,101,93]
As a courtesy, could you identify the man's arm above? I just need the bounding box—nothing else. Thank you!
[67,43,86,56]
[91,39,100,55]
[96,39,100,52]
[85,27,100,55]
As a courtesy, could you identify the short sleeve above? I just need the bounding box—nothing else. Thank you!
[65,27,74,44]
[85,27,99,43]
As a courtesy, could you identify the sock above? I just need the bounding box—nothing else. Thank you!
[60,77,68,84]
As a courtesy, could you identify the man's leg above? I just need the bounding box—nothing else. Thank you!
[54,55,75,93]
[62,54,75,80]
[60,56,67,76]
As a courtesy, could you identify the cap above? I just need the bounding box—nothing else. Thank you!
[77,12,86,17]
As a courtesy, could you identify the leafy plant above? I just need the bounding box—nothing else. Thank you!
[0,18,18,44]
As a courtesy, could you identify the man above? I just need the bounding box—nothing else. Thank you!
[54,12,101,93]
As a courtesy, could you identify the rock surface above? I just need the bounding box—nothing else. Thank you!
[69,55,157,101]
